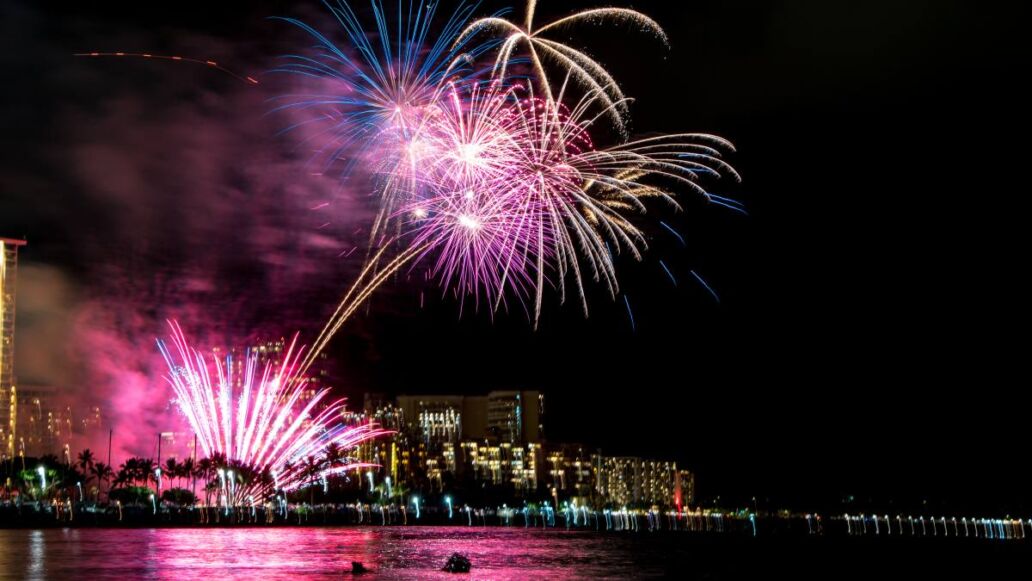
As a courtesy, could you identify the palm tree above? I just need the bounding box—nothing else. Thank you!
[113,467,129,490]
[259,466,274,495]
[164,458,179,489]
[280,461,294,493]
[204,480,219,510]
[138,458,156,488]
[90,462,113,502]
[209,452,227,468]
[77,449,96,476]
[325,442,342,464]
[180,458,195,493]
[302,455,321,506]
[323,443,342,490]
[391,482,409,504]
[119,458,138,486]
[195,457,214,505]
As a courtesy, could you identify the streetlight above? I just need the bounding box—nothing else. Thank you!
[36,466,46,492]
[150,494,156,515]
[412,495,420,519]
[217,469,227,511]
[445,495,453,519]
[227,470,236,509]
[366,471,375,493]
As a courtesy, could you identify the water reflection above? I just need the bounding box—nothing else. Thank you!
[0,527,667,580]
[28,530,43,579]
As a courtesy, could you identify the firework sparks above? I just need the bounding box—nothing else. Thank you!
[392,79,739,325]
[76,1,738,343]
[455,0,668,132]
[271,0,503,241]
[157,320,387,502]
[276,0,738,358]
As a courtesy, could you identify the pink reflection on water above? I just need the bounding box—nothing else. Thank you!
[0,526,665,580]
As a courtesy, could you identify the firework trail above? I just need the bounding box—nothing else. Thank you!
[157,320,387,503]
[74,52,259,84]
[690,270,721,303]
[659,260,677,286]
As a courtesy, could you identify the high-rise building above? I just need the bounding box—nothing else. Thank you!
[388,392,546,494]
[395,391,544,445]
[459,439,541,492]
[545,443,594,498]
[593,455,688,508]
[361,393,405,431]
[158,431,198,462]
[674,469,696,508]
[15,384,68,456]
[1,237,26,457]
[396,395,467,446]
[486,390,543,443]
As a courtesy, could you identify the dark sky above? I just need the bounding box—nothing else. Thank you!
[1,1,1026,511]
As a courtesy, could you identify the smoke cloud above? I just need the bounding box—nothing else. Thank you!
[3,3,375,459]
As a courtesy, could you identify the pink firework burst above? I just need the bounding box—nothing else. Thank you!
[392,80,740,324]
[157,320,388,502]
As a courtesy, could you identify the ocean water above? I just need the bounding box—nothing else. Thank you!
[0,526,1025,579]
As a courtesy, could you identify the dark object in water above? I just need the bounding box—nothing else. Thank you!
[442,553,472,573]
[351,561,368,574]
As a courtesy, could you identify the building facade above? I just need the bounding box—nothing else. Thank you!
[302,390,698,508]
[593,455,694,508]
[545,443,594,499]
[486,391,543,443]
[1,238,26,458]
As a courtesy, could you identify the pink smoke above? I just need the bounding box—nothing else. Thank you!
[15,22,381,462]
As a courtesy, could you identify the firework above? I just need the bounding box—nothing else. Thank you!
[272,0,503,240]
[298,89,737,352]
[455,0,668,132]
[157,320,387,503]
[279,0,739,360]
[393,79,739,324]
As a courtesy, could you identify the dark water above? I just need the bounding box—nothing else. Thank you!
[0,527,1027,580]
[1,527,676,580]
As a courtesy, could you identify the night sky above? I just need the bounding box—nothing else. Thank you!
[1,1,1026,511]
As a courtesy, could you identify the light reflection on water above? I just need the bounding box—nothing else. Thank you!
[0,527,671,580]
